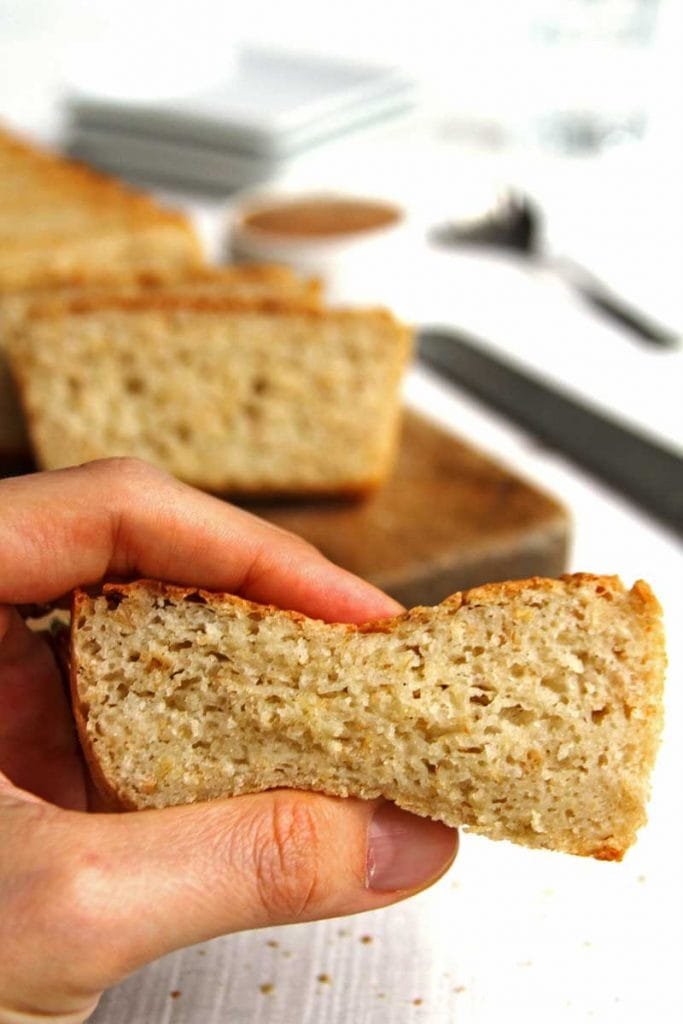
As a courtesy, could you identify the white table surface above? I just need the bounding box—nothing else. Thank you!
[89,195,682,1023]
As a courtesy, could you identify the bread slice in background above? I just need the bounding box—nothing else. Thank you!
[0,263,322,460]
[0,263,322,337]
[70,574,665,860]
[0,124,202,291]
[0,123,203,458]
[9,295,410,494]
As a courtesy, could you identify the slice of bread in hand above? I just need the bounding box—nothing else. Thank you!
[70,574,665,859]
[10,296,410,494]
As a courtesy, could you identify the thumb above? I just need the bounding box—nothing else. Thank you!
[54,790,457,987]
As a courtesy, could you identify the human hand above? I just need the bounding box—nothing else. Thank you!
[0,459,457,1024]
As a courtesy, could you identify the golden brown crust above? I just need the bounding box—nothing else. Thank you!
[73,571,662,644]
[69,591,132,810]
[0,122,204,291]
[1,263,322,313]
[24,291,401,323]
[0,123,191,224]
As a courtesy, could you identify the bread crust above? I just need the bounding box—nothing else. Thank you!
[23,292,401,323]
[0,123,204,291]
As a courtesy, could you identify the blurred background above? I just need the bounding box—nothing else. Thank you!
[1,3,681,1022]
[1,0,681,477]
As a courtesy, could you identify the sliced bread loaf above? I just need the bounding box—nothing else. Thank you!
[0,125,202,291]
[0,265,322,460]
[0,123,202,458]
[70,574,665,859]
[9,295,411,494]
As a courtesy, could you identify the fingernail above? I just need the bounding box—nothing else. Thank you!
[366,802,458,892]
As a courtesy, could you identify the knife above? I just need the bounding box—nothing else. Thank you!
[419,327,683,534]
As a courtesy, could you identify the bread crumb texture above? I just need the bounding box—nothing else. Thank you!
[70,574,665,859]
[11,305,410,492]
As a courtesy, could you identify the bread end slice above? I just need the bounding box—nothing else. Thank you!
[70,574,665,859]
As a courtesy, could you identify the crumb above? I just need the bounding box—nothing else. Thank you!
[360,934,373,945]
[259,983,274,996]
[450,880,460,889]
[337,928,350,937]
[197,949,206,956]
[282,950,293,959]
[266,940,279,948]
[170,990,181,999]
[453,986,466,994]
[637,874,646,883]
[317,973,332,985]
[377,993,386,1000]
[413,997,423,1006]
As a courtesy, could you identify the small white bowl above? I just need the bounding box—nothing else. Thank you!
[228,191,416,305]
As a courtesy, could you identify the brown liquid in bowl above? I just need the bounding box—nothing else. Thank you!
[243,198,401,238]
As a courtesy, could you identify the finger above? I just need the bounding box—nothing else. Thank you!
[33,793,457,994]
[0,607,85,810]
[0,460,402,623]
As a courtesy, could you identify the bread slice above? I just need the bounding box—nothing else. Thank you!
[0,125,202,291]
[0,123,203,458]
[9,296,410,494]
[0,265,322,461]
[70,574,665,859]
[0,264,322,336]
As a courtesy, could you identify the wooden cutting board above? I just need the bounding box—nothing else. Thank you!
[0,412,570,608]
[244,410,571,608]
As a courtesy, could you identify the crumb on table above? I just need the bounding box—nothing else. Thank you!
[360,934,373,945]
[170,990,181,999]
[259,982,275,996]
[317,973,332,985]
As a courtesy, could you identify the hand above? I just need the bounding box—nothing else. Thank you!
[0,459,457,1024]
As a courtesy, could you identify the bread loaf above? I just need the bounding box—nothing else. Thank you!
[0,125,202,292]
[10,295,410,494]
[0,123,202,457]
[70,574,665,859]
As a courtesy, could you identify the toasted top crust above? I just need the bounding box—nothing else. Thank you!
[0,124,187,224]
[1,263,321,304]
[21,292,403,325]
[78,573,663,633]
[0,122,203,284]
